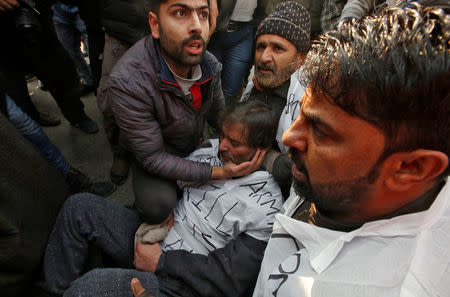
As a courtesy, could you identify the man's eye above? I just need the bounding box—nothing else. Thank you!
[199,11,208,18]
[311,123,325,138]
[256,44,266,50]
[176,10,186,17]
[275,46,284,52]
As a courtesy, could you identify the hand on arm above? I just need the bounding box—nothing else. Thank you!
[0,0,19,12]
[134,242,163,273]
[211,149,267,179]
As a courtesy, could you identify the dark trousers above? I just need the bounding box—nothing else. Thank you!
[0,12,87,124]
[41,194,167,297]
[132,162,180,224]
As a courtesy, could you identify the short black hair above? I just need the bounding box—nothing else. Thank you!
[147,0,210,14]
[300,3,450,176]
[219,101,278,149]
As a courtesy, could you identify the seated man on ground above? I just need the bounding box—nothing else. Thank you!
[109,0,263,237]
[253,2,450,296]
[39,101,284,297]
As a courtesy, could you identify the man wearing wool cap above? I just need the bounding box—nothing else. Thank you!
[241,1,311,197]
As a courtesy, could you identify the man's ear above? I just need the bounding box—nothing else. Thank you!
[148,11,160,39]
[384,150,449,192]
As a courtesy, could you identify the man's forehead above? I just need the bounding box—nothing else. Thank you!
[222,122,248,142]
[301,86,384,138]
[164,0,209,8]
[257,34,295,48]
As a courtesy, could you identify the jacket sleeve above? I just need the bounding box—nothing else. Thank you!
[109,80,212,182]
[339,0,374,21]
[155,233,267,297]
[205,59,225,132]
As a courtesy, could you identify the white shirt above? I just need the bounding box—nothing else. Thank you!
[160,139,283,255]
[231,0,258,22]
[253,179,450,297]
[241,69,305,154]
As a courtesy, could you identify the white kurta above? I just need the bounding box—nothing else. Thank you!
[253,180,450,297]
[241,69,305,154]
[160,139,284,255]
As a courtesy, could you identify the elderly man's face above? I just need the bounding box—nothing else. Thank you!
[282,87,387,219]
[149,0,210,76]
[253,34,302,89]
[219,123,257,165]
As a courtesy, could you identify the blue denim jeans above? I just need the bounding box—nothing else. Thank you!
[41,194,167,297]
[208,26,255,98]
[53,2,94,86]
[6,95,70,175]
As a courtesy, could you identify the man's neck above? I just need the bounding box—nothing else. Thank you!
[296,180,446,232]
[161,52,192,78]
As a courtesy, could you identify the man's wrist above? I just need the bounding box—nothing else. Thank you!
[211,166,224,179]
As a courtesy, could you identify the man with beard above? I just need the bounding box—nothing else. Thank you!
[253,3,450,297]
[241,1,311,197]
[38,101,283,297]
[109,0,265,236]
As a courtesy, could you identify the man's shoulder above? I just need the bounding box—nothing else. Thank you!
[110,36,159,84]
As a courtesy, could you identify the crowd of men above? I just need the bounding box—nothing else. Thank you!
[0,0,449,297]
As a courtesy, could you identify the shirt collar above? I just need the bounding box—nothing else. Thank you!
[155,40,215,85]
[276,179,450,273]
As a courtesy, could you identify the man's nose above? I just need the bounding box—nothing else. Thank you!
[219,139,227,151]
[260,48,274,64]
[190,13,202,34]
[282,116,307,152]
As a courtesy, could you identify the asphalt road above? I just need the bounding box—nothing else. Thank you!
[28,79,133,206]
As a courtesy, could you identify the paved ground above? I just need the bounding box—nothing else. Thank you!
[28,79,133,206]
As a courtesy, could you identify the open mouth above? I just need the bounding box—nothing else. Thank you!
[185,40,203,55]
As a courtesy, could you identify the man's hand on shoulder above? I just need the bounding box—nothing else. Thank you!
[0,0,19,12]
[134,242,163,273]
[211,149,267,179]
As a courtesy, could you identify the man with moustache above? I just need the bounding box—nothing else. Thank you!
[253,3,450,296]
[39,101,283,297]
[241,1,311,196]
[109,0,264,235]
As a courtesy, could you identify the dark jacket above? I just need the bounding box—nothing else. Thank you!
[101,0,150,45]
[156,233,268,297]
[109,36,225,182]
[0,112,71,297]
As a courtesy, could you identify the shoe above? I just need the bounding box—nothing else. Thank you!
[37,112,61,126]
[25,74,37,82]
[65,167,117,197]
[110,156,130,184]
[72,116,99,134]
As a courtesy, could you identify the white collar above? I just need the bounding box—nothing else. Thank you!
[276,179,450,273]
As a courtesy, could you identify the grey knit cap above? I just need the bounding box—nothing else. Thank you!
[256,1,311,53]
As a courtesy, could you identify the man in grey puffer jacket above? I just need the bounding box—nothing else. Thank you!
[110,0,266,229]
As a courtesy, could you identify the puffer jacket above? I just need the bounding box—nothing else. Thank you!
[109,36,225,183]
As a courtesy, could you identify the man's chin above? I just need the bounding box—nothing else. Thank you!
[293,179,316,203]
[254,76,277,89]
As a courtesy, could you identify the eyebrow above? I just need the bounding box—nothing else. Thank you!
[302,109,337,135]
[256,40,285,49]
[169,3,209,11]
